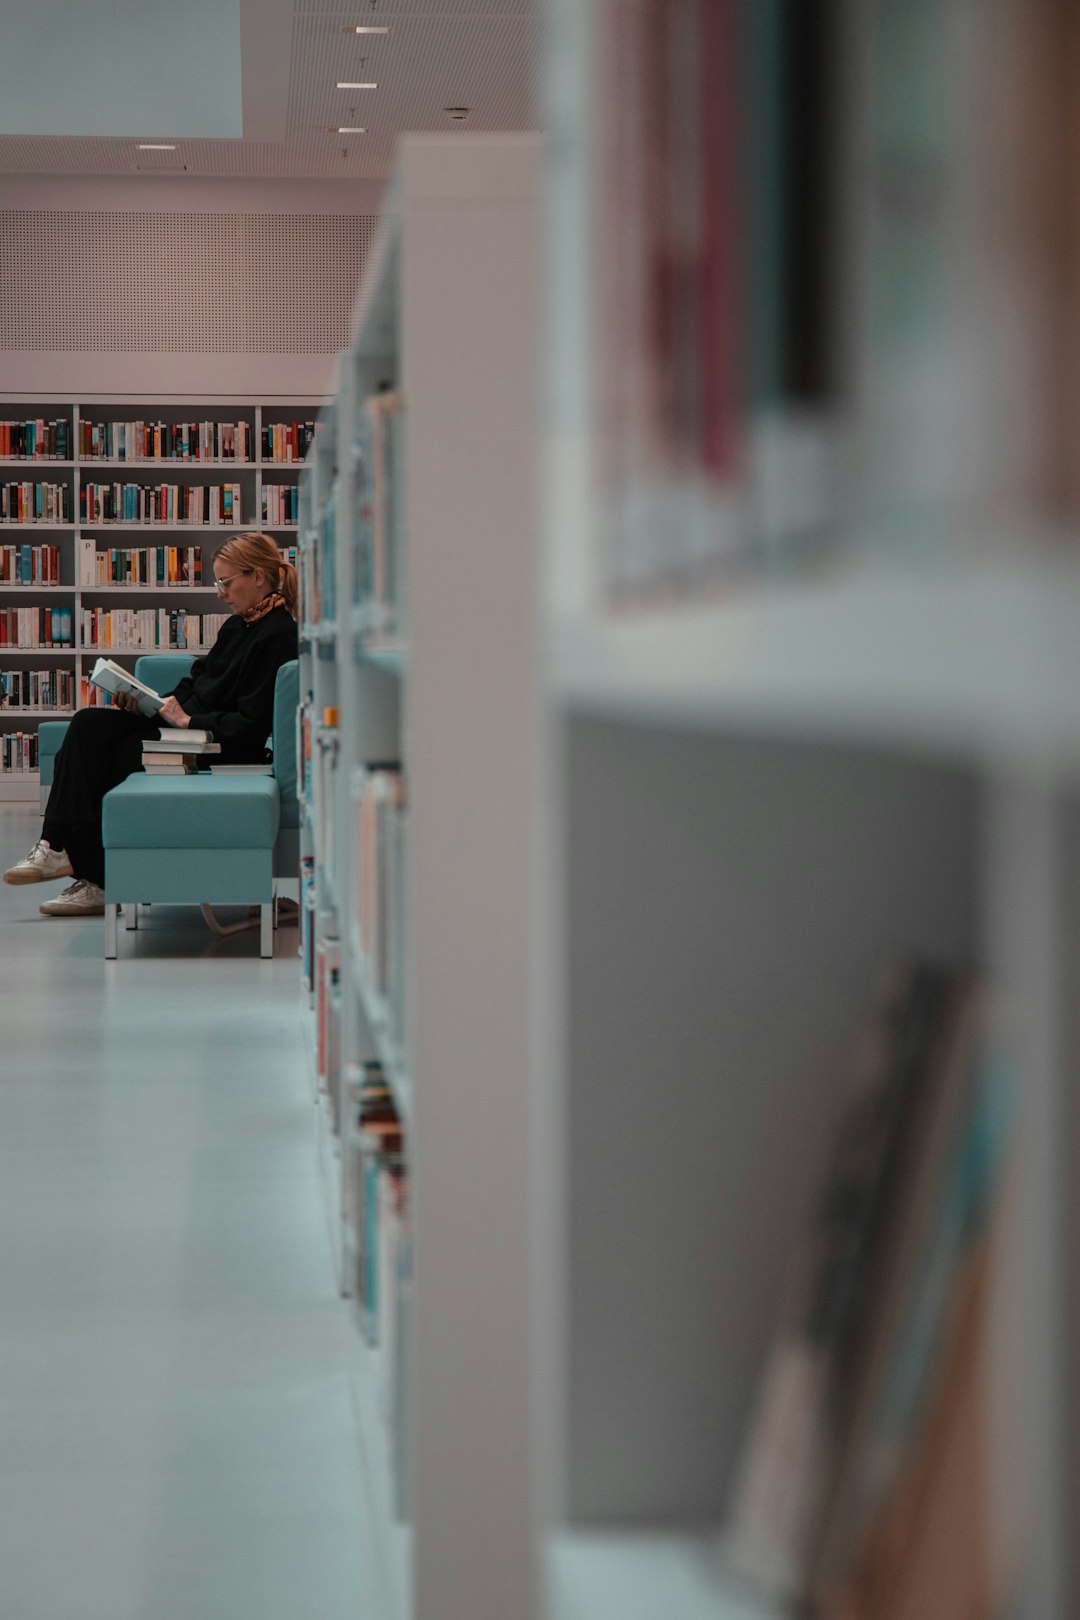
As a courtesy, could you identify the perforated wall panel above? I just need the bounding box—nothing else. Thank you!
[0,210,378,352]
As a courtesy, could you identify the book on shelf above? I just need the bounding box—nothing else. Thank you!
[300,856,316,998]
[591,0,842,599]
[0,418,70,460]
[352,392,404,635]
[0,543,61,584]
[80,418,252,462]
[354,762,407,1021]
[0,604,73,647]
[262,420,315,463]
[77,535,94,588]
[80,605,219,652]
[340,1059,411,1513]
[0,730,38,772]
[0,481,70,524]
[79,481,241,527]
[0,668,75,709]
[808,1033,1014,1617]
[88,656,165,716]
[315,933,341,1093]
[717,958,1011,1614]
[814,1213,1001,1620]
[359,1129,406,1348]
[348,1062,406,1317]
[374,1150,408,1426]
[79,542,204,587]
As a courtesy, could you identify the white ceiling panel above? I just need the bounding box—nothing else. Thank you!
[0,0,242,138]
[0,0,537,178]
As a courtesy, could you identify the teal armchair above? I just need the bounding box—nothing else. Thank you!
[63,653,302,959]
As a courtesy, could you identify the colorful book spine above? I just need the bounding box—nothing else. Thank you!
[0,483,70,523]
[0,419,70,460]
[0,730,38,772]
[79,483,241,524]
[79,419,253,461]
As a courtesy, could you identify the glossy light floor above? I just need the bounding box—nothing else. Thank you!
[0,805,387,1620]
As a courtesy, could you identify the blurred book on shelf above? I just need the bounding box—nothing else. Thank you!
[575,0,1080,605]
[343,1059,410,1515]
[593,0,842,602]
[353,390,405,636]
[354,762,407,1048]
[717,956,1015,1618]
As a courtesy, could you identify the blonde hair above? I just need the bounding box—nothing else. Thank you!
[215,532,298,619]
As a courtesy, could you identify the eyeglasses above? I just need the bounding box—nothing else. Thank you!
[214,569,252,595]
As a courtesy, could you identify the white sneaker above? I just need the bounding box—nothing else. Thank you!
[39,879,106,917]
[3,839,73,885]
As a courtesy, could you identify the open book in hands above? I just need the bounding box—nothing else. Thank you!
[88,657,165,718]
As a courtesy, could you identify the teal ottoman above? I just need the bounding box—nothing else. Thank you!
[102,774,281,959]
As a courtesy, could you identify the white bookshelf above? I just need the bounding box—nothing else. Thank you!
[549,551,1080,778]
[0,398,316,798]
[298,136,540,1620]
[548,1532,781,1620]
[533,2,1076,1617]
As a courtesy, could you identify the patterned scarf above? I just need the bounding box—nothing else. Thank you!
[242,591,286,625]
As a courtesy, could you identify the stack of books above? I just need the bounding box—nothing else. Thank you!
[141,729,220,774]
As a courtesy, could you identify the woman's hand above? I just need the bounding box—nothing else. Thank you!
[113,692,141,714]
[157,695,191,729]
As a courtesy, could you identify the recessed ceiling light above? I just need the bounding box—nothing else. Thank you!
[337,127,367,134]
[337,82,377,90]
[138,143,176,150]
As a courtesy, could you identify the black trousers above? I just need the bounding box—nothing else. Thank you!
[42,707,160,887]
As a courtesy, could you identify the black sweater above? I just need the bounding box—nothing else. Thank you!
[166,605,298,762]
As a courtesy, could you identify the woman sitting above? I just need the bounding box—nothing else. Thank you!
[4,531,299,916]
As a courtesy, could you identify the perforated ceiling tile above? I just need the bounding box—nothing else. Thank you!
[0,0,537,177]
[290,11,535,136]
[0,135,395,178]
[295,0,532,13]
[0,211,378,351]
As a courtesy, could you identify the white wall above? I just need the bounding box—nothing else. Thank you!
[0,175,384,401]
